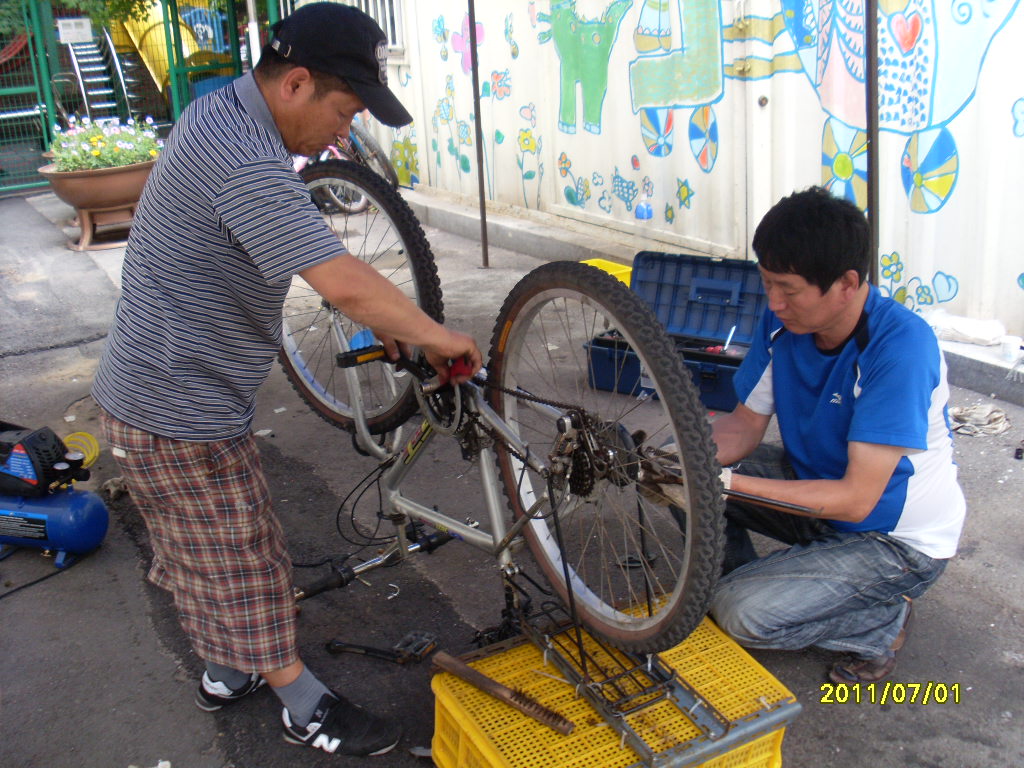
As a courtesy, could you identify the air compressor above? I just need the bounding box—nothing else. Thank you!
[0,421,108,569]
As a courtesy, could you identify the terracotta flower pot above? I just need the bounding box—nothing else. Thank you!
[38,160,155,210]
[37,160,156,251]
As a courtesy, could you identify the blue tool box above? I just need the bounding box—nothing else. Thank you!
[587,251,767,412]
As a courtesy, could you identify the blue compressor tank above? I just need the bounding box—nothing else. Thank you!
[0,487,109,568]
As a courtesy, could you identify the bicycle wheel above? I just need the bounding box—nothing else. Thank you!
[487,262,724,653]
[300,156,371,214]
[280,160,443,433]
[351,121,400,188]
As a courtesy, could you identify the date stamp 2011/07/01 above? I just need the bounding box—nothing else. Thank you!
[820,681,961,705]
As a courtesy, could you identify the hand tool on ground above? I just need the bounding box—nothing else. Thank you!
[432,650,575,735]
[325,630,437,664]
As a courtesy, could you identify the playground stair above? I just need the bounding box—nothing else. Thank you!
[64,30,145,123]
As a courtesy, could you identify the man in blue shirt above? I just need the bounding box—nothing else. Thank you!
[709,187,965,683]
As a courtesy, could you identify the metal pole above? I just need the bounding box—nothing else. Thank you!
[467,0,489,268]
[24,0,57,148]
[865,0,880,285]
[160,0,184,119]
[225,0,244,76]
[246,0,262,69]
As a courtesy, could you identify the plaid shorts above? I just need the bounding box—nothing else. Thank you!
[102,411,298,672]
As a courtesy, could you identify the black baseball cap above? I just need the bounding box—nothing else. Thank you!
[269,2,412,127]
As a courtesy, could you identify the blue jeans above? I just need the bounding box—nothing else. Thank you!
[710,445,947,660]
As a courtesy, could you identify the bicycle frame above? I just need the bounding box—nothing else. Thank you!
[346,375,553,577]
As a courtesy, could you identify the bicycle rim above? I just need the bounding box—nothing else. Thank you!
[487,262,724,653]
[301,158,370,214]
[280,160,443,433]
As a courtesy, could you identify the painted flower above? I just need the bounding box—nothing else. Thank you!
[450,14,484,75]
[436,97,453,125]
[916,285,934,305]
[457,120,472,145]
[490,69,511,100]
[575,177,591,202]
[519,103,536,128]
[558,152,571,177]
[518,129,538,154]
[432,16,448,43]
[504,14,519,58]
[881,252,904,282]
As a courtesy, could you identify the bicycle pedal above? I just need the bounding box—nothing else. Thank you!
[394,630,438,662]
[336,344,387,368]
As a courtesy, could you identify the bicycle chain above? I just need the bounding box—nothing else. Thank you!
[478,377,586,415]
[468,377,591,470]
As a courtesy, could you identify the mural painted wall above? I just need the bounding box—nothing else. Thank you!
[382,0,1023,334]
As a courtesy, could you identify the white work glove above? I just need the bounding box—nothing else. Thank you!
[719,466,732,491]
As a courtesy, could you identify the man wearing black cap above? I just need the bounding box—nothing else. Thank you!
[92,3,480,758]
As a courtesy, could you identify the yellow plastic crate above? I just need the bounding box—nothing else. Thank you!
[432,618,798,768]
[582,258,633,286]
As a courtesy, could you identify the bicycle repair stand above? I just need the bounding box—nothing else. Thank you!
[484,574,798,767]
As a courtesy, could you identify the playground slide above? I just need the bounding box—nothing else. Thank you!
[112,2,230,94]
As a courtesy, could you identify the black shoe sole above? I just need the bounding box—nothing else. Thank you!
[282,730,400,757]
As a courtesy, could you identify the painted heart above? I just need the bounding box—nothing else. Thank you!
[890,12,923,55]
[932,271,959,303]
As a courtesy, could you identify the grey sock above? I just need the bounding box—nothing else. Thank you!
[205,661,251,690]
[271,666,332,727]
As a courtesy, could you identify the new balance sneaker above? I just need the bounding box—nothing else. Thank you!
[194,671,267,712]
[282,691,401,757]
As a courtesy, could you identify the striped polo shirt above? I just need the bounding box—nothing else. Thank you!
[92,73,344,439]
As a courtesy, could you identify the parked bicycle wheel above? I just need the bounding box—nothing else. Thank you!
[350,120,400,188]
[487,261,724,653]
[299,155,371,214]
[280,160,443,434]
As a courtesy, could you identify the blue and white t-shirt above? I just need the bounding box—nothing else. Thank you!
[93,74,343,440]
[733,285,966,559]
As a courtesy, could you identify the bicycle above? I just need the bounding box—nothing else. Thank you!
[294,115,399,215]
[278,172,725,655]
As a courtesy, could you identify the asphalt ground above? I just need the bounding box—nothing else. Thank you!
[1,191,1022,768]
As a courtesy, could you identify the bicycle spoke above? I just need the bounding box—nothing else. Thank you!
[281,160,443,433]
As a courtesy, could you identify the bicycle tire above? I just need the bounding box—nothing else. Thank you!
[487,262,724,653]
[300,156,371,215]
[280,159,443,433]
[351,121,400,188]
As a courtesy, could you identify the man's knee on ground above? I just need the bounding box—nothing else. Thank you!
[709,583,784,646]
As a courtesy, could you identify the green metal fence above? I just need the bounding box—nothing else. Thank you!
[0,2,53,192]
[0,0,255,196]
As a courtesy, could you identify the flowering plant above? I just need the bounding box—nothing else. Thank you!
[47,116,162,171]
